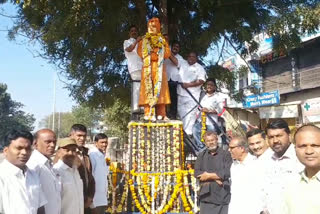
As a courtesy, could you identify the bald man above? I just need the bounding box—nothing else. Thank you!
[27,129,62,214]
[283,125,320,214]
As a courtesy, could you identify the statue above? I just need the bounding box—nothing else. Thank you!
[137,17,171,121]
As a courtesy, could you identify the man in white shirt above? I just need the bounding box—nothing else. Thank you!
[123,25,143,115]
[282,124,320,214]
[27,129,62,214]
[263,119,304,214]
[89,133,109,214]
[192,79,224,153]
[178,51,207,135]
[69,124,95,213]
[164,40,184,119]
[283,124,320,214]
[246,129,273,160]
[228,137,261,214]
[0,130,47,214]
[54,138,84,214]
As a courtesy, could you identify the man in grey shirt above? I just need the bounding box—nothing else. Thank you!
[195,130,232,214]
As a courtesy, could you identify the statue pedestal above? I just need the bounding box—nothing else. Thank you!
[107,120,199,214]
[128,120,185,172]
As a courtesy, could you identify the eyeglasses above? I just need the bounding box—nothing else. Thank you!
[229,145,240,150]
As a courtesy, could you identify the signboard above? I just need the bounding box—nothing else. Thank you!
[302,97,320,123]
[244,90,280,108]
[249,60,262,89]
[259,105,299,119]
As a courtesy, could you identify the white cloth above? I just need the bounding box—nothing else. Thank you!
[257,148,273,161]
[177,61,207,98]
[0,159,47,214]
[89,147,109,207]
[53,159,84,214]
[178,96,198,134]
[164,53,184,81]
[27,150,62,214]
[123,38,143,75]
[229,153,262,214]
[196,92,225,125]
[177,62,207,134]
[262,144,304,214]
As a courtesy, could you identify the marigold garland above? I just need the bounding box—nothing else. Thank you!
[141,32,165,109]
[125,121,199,213]
[201,111,207,142]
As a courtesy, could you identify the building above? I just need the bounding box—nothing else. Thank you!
[222,31,320,130]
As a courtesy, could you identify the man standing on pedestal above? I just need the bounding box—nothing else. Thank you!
[124,25,143,117]
[164,40,184,119]
[178,51,207,136]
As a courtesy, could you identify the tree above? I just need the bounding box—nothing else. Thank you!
[39,111,75,138]
[2,0,320,106]
[0,83,35,141]
[102,98,131,142]
[39,104,102,138]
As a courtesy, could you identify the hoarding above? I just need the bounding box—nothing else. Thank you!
[259,105,299,119]
[302,97,320,123]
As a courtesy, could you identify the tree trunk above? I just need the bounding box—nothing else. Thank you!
[159,0,168,34]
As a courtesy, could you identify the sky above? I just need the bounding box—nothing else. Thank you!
[0,3,76,129]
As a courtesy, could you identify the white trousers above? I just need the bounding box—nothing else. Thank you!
[178,95,198,135]
[130,70,142,112]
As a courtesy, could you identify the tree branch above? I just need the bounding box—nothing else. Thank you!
[215,37,226,65]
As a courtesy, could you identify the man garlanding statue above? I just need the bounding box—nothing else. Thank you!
[137,17,171,121]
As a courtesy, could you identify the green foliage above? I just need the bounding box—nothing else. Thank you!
[2,0,320,107]
[206,64,237,93]
[102,98,130,142]
[39,112,75,138]
[0,83,35,140]
[39,105,102,138]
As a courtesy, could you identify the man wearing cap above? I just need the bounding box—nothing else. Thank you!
[54,138,84,214]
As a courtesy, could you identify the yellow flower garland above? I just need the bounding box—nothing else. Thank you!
[141,33,166,110]
[201,112,207,142]
[126,121,194,213]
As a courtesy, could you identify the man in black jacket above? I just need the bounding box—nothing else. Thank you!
[195,130,232,214]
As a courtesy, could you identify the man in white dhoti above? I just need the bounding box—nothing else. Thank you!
[177,51,207,135]
[123,25,143,115]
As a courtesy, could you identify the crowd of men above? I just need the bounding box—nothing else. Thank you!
[1,24,318,214]
[0,124,109,214]
[195,119,320,214]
